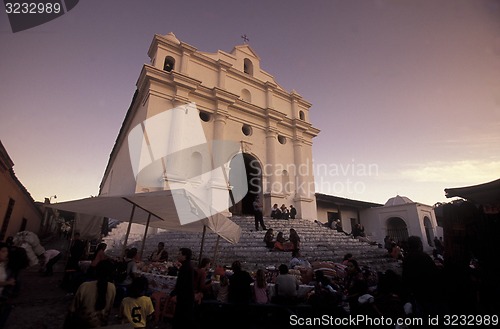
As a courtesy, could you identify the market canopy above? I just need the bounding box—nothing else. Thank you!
[445,178,500,207]
[45,189,241,244]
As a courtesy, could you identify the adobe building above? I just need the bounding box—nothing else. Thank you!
[99,33,320,220]
[315,192,383,232]
[316,193,439,251]
[360,195,439,252]
[0,140,43,240]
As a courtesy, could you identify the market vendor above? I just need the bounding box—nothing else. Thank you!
[148,242,169,262]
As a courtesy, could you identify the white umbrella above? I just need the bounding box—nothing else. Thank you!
[46,189,241,257]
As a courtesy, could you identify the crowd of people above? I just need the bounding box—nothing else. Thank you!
[60,239,183,328]
[129,235,448,328]
[0,220,471,329]
[270,204,297,220]
[62,236,409,328]
[252,196,298,232]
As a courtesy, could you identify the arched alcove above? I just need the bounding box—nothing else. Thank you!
[386,217,409,244]
[163,56,175,72]
[243,58,253,75]
[189,152,202,182]
[241,89,251,102]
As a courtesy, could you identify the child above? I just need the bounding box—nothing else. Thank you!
[253,269,269,304]
[120,276,154,328]
[216,275,229,303]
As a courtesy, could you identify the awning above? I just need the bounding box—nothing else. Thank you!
[445,178,500,214]
[45,189,241,244]
[445,178,500,206]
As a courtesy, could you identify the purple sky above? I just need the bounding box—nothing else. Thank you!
[1,0,499,206]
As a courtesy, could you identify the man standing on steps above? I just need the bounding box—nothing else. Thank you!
[289,205,297,219]
[252,195,266,231]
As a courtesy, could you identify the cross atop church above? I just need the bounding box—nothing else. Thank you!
[241,34,250,44]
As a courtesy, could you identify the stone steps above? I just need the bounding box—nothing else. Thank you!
[103,216,399,273]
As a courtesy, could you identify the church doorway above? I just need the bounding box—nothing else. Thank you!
[386,217,409,244]
[228,153,262,215]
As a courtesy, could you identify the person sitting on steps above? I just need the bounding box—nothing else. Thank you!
[280,204,289,220]
[263,228,275,250]
[334,220,350,236]
[270,204,282,219]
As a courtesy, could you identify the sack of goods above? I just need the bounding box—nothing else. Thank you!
[13,231,46,266]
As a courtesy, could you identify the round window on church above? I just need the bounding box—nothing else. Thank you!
[199,111,212,122]
[242,124,253,136]
[278,135,287,144]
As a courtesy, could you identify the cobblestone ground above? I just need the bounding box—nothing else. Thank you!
[5,269,71,329]
[5,237,71,329]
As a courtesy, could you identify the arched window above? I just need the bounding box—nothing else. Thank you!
[299,110,305,120]
[278,135,287,145]
[164,56,175,72]
[243,58,253,75]
[241,89,251,102]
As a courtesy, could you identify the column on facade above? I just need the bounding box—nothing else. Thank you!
[163,102,186,184]
[212,110,229,184]
[290,90,299,120]
[264,82,278,196]
[217,60,232,89]
[180,43,196,74]
[265,128,279,195]
[211,105,233,215]
[265,82,276,109]
[292,137,307,199]
[213,112,227,141]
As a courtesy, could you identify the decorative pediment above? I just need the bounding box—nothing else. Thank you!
[231,44,261,61]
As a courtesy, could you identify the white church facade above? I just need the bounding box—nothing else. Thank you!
[99,33,439,250]
[99,33,320,220]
